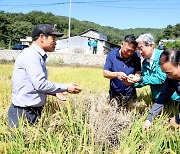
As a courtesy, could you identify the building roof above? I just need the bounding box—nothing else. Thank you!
[79,28,101,36]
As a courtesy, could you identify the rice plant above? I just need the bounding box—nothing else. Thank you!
[0,64,179,153]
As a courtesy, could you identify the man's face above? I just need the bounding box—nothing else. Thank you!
[121,42,136,59]
[161,61,180,80]
[137,42,154,59]
[43,35,57,52]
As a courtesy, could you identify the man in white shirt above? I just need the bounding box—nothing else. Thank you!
[8,24,82,128]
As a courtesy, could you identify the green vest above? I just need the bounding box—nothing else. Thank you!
[134,49,179,100]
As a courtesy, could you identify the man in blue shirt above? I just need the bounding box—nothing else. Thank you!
[103,34,141,109]
[8,24,82,128]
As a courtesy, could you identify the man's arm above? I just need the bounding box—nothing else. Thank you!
[103,70,129,83]
[103,70,119,79]
[23,51,81,94]
[47,82,82,101]
[134,63,167,88]
[143,78,176,130]
[103,50,128,81]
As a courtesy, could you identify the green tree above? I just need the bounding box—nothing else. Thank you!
[9,21,34,46]
[0,11,10,47]
[163,25,173,39]
[173,24,180,38]
[0,11,178,48]
[165,41,180,50]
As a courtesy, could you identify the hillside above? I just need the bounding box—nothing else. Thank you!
[0,10,175,47]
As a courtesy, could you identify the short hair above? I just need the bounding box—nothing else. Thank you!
[123,34,138,47]
[160,49,180,67]
[136,33,155,46]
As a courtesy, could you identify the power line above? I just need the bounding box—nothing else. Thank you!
[86,4,180,9]
[0,0,180,6]
[1,1,180,9]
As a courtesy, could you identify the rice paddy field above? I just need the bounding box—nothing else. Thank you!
[0,63,179,154]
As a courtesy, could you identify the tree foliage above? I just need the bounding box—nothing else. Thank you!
[9,21,33,44]
[163,24,180,39]
[165,41,180,50]
[0,11,179,48]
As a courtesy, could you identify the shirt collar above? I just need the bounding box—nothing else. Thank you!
[146,49,155,67]
[119,49,123,58]
[31,43,47,58]
[116,48,124,60]
[117,48,133,61]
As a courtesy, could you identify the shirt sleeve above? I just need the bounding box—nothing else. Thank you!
[134,61,167,88]
[147,78,176,121]
[23,51,67,94]
[104,52,112,71]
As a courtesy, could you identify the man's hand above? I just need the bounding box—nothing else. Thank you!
[118,72,131,86]
[117,72,128,81]
[169,117,180,129]
[127,74,141,83]
[143,120,151,130]
[66,82,82,94]
[118,73,141,86]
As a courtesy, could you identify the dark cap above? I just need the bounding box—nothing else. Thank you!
[32,24,63,40]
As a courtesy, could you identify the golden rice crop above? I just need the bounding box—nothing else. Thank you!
[0,63,179,153]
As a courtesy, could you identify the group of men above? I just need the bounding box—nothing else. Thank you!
[103,33,180,129]
[8,24,179,129]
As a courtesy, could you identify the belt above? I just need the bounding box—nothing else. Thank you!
[12,104,43,113]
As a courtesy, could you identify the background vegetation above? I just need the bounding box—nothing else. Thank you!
[0,10,179,153]
[0,11,180,49]
[0,64,179,153]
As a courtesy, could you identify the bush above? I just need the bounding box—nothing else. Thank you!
[165,41,180,50]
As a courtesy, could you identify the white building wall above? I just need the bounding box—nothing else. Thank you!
[96,40,104,55]
[56,36,106,55]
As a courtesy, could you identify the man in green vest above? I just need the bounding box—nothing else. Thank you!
[128,33,179,102]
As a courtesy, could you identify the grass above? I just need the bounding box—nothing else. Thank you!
[0,63,179,153]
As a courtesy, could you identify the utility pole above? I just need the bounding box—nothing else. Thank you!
[68,0,72,52]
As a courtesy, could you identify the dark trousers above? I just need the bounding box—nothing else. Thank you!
[93,47,97,54]
[175,113,180,124]
[8,104,43,128]
[109,90,137,110]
